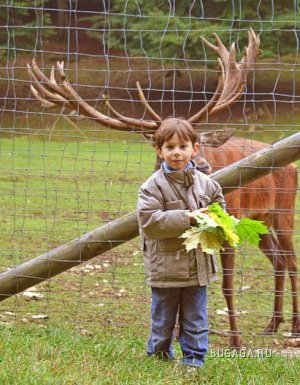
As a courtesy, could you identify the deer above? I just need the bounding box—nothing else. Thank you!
[27,28,299,348]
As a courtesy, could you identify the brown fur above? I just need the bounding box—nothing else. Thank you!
[195,137,299,347]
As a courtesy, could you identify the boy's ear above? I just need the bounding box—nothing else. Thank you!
[192,142,200,157]
[156,147,163,159]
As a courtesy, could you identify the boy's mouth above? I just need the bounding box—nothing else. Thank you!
[171,160,185,167]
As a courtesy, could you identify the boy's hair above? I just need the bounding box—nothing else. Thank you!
[154,118,198,149]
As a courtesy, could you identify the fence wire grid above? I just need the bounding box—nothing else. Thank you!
[0,1,299,352]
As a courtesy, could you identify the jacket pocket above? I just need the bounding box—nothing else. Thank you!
[165,199,187,210]
[196,249,218,286]
[143,238,159,279]
[157,250,190,280]
[157,238,183,252]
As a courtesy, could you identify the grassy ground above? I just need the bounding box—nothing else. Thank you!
[0,324,299,385]
[0,122,299,384]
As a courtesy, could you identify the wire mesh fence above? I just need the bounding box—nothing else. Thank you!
[0,1,299,353]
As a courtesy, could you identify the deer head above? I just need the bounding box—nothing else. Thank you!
[28,28,260,148]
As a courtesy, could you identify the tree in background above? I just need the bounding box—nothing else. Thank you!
[0,0,54,62]
[1,1,299,62]
[86,0,300,62]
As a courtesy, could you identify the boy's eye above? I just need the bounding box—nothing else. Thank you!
[179,145,188,150]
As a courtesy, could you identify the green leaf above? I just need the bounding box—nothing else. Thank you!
[235,218,269,246]
[188,211,219,229]
[208,211,240,248]
[208,203,239,228]
[181,203,269,255]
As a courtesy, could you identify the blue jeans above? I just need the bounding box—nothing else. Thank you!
[147,286,208,367]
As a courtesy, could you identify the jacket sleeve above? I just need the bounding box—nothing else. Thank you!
[209,179,226,210]
[137,184,190,240]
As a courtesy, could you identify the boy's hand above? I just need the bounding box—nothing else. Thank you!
[190,216,198,226]
[189,208,208,226]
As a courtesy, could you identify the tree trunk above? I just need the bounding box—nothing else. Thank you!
[0,131,299,301]
[56,0,70,37]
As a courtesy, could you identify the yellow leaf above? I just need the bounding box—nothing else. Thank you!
[199,231,224,254]
[182,232,201,251]
[209,212,240,247]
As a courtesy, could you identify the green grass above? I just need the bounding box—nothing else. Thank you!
[0,324,299,385]
[0,135,156,261]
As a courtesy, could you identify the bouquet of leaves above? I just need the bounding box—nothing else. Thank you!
[180,203,269,255]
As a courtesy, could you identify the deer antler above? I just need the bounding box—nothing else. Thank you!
[28,29,260,134]
[188,28,260,124]
[27,60,159,132]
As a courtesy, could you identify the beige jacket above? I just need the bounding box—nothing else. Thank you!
[137,164,226,288]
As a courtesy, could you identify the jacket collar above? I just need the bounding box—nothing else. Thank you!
[162,161,196,187]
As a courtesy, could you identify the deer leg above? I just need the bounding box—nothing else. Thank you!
[259,233,286,333]
[276,234,300,335]
[220,247,242,348]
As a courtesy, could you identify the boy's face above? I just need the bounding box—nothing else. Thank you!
[157,133,199,170]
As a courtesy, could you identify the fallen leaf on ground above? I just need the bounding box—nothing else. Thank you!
[23,291,45,300]
[283,338,300,348]
[31,314,48,320]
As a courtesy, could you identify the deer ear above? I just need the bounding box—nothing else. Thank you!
[142,133,156,147]
[198,129,235,147]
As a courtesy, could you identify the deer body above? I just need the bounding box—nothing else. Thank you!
[196,137,299,347]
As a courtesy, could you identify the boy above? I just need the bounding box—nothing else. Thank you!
[137,118,226,369]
